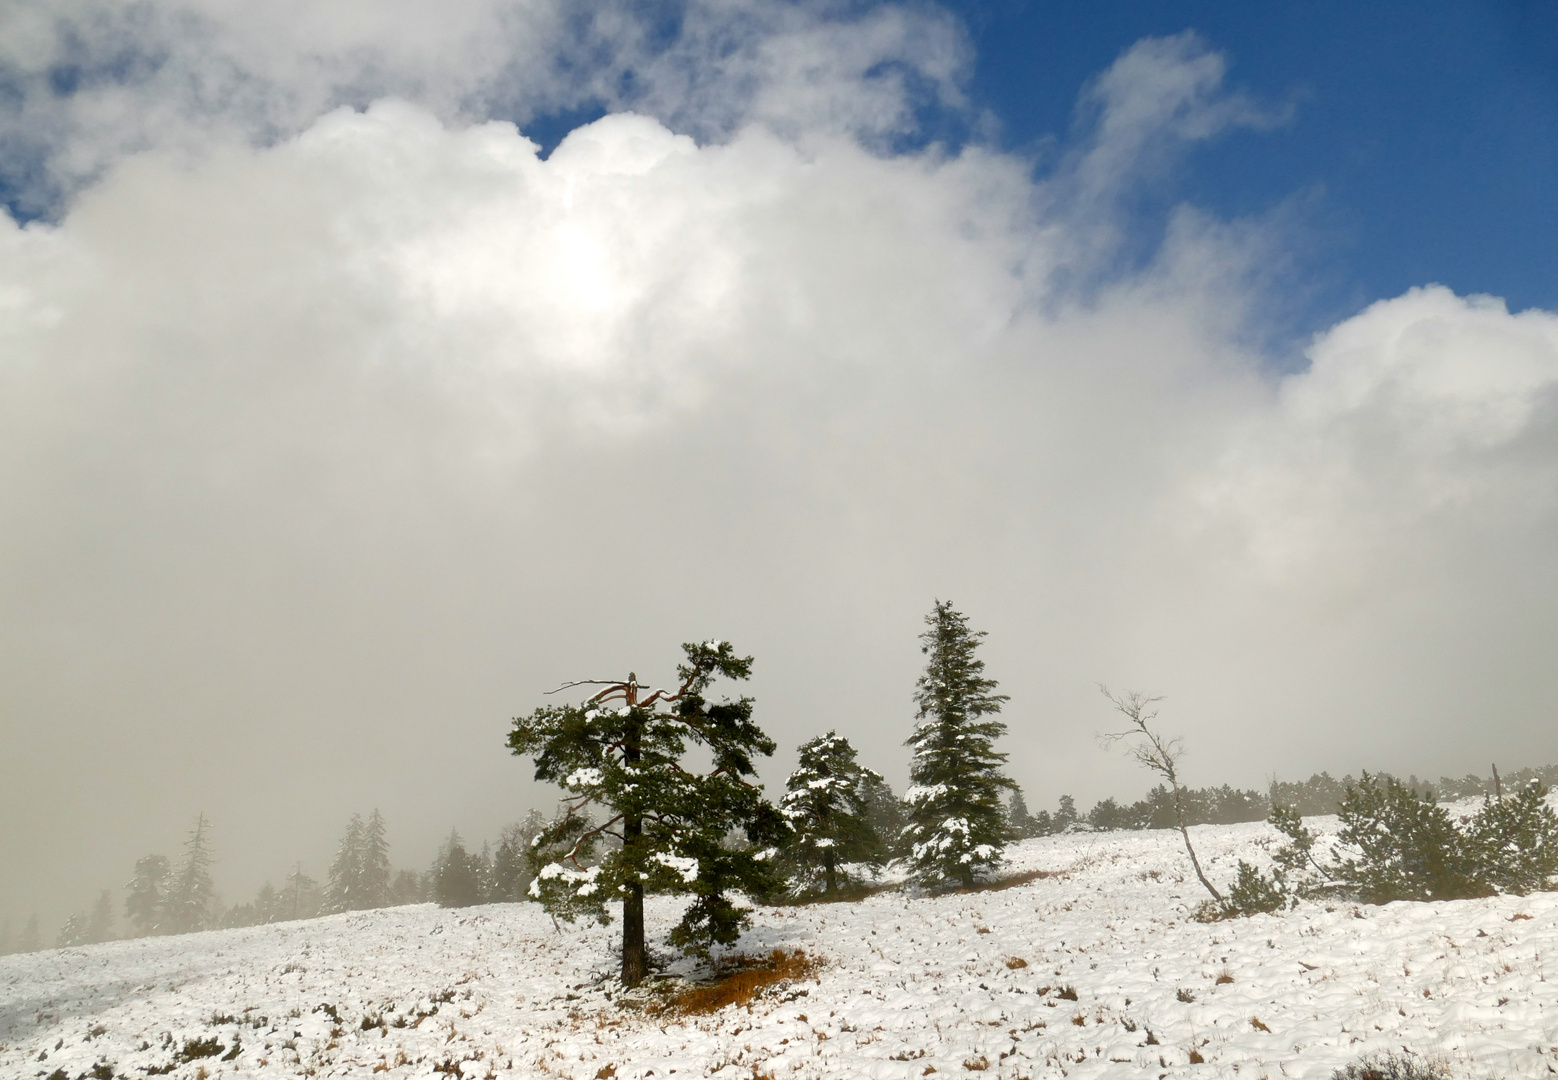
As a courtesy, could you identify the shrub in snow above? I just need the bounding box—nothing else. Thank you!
[901,601,1015,889]
[1331,1050,1453,1080]
[1269,774,1558,905]
[507,640,787,985]
[778,732,885,897]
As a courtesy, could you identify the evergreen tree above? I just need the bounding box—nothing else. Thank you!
[1007,789,1033,838]
[778,732,883,896]
[491,811,547,902]
[164,812,217,933]
[902,601,1015,889]
[56,911,87,948]
[1055,794,1079,832]
[389,869,425,905]
[86,889,115,943]
[17,915,40,953]
[324,813,365,914]
[360,809,393,908]
[860,774,907,860]
[432,829,482,908]
[509,640,786,986]
[125,854,171,936]
[282,863,321,921]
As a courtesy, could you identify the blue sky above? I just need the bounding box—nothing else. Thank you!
[938,0,1558,318]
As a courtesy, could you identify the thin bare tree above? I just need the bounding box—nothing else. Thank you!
[1099,687,1223,905]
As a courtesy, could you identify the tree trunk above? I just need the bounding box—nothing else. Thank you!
[621,871,647,986]
[825,851,836,896]
[621,720,648,987]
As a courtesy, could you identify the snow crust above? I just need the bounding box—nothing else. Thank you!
[4,820,1556,1079]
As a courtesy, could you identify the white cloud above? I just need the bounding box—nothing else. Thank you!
[2,12,1556,933]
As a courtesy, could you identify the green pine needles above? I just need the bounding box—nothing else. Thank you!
[779,732,885,897]
[902,601,1015,889]
[507,640,786,986]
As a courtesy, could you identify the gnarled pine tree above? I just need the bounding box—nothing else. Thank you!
[508,640,786,986]
[903,601,1014,889]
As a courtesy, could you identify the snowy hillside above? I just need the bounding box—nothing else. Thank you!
[5,819,1556,1080]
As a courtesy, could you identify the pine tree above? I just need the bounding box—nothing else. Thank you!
[779,732,884,897]
[508,640,786,986]
[165,812,217,933]
[861,775,907,860]
[86,890,115,944]
[360,809,393,908]
[491,811,547,902]
[902,601,1015,889]
[324,813,365,914]
[1007,789,1033,838]
[125,854,171,936]
[432,829,482,908]
[282,864,321,921]
[56,912,87,948]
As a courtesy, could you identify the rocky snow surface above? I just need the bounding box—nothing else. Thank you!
[4,820,1556,1079]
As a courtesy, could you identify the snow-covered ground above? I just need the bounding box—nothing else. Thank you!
[5,819,1556,1080]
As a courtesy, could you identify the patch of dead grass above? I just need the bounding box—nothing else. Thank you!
[665,950,821,1015]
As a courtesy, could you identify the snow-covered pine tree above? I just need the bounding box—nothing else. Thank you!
[324,813,365,914]
[56,911,86,948]
[902,601,1015,889]
[491,810,547,902]
[779,732,884,897]
[165,812,217,933]
[508,640,787,986]
[125,853,171,936]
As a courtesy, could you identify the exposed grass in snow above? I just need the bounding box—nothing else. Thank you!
[4,820,1556,1079]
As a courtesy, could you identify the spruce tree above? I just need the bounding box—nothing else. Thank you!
[1007,789,1033,838]
[433,829,482,908]
[324,814,365,914]
[283,863,321,921]
[125,854,171,936]
[361,809,393,908]
[508,640,786,986]
[165,812,217,933]
[86,889,115,943]
[779,732,884,896]
[902,601,1014,889]
[56,912,87,948]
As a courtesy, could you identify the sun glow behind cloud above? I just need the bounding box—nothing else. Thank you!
[2,1,1557,929]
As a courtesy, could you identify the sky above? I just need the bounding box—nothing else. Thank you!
[2,0,1557,935]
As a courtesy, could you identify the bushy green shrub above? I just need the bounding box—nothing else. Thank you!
[1219,860,1287,916]
[1269,774,1558,905]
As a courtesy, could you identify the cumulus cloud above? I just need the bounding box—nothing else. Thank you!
[2,9,1556,930]
[0,0,968,216]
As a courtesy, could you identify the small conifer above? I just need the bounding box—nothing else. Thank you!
[902,601,1015,889]
[779,732,884,896]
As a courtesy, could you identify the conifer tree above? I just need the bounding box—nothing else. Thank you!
[902,601,1015,889]
[432,829,482,908]
[1007,789,1034,838]
[325,813,365,914]
[361,809,393,908]
[283,863,321,921]
[165,812,217,933]
[125,854,171,936]
[508,640,786,986]
[56,911,87,948]
[779,732,884,896]
[86,889,115,943]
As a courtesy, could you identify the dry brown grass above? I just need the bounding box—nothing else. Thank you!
[665,949,822,1015]
[946,868,1058,895]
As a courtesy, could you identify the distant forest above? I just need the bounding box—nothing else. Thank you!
[5,762,1555,956]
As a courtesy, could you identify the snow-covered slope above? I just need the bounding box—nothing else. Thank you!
[5,822,1555,1080]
